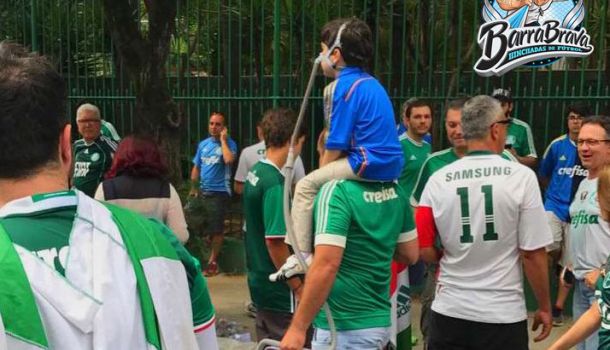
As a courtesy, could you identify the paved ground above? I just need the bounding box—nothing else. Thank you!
[208,274,576,349]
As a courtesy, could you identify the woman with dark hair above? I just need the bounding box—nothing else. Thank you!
[94,135,189,243]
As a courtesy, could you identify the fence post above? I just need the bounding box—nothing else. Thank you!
[272,0,280,107]
[30,0,38,52]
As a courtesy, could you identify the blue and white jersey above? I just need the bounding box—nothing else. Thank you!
[396,123,432,144]
[193,136,238,194]
[325,66,403,181]
[539,134,588,222]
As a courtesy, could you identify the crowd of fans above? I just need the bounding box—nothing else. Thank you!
[3,17,610,350]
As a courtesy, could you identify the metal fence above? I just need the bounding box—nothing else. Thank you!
[1,0,609,174]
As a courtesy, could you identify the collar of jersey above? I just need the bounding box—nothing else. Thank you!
[0,190,78,218]
[466,150,496,157]
[403,132,427,147]
[260,158,282,172]
[338,66,364,78]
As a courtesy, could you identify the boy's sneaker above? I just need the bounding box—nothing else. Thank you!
[552,306,564,326]
[269,254,311,282]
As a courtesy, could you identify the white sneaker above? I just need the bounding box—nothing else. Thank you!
[269,254,311,282]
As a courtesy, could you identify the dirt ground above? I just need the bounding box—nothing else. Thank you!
[208,274,576,350]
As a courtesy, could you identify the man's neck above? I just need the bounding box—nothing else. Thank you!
[84,137,97,145]
[466,140,500,155]
[0,171,68,207]
[265,147,289,170]
[569,132,578,142]
[453,145,468,158]
[406,129,424,143]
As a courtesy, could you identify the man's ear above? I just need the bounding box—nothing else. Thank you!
[59,124,72,167]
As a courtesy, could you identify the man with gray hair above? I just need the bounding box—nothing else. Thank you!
[415,95,553,349]
[72,103,118,197]
[78,103,121,142]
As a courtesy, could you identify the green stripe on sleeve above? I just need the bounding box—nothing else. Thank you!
[0,224,48,349]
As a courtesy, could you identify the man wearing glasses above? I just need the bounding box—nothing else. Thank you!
[416,95,552,349]
[568,115,610,350]
[72,103,118,197]
[539,103,591,326]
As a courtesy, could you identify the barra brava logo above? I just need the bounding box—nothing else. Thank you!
[475,0,594,76]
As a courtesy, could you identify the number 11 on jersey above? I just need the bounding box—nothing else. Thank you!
[456,185,498,243]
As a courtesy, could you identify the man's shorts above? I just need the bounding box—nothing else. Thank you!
[545,211,570,264]
[427,310,528,350]
[201,191,230,234]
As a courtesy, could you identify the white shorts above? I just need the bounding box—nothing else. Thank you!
[545,211,570,265]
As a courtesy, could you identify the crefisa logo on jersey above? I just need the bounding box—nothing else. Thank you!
[475,0,594,77]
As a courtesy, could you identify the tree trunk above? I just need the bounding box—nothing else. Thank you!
[101,0,182,183]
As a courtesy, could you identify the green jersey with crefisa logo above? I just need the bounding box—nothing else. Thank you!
[313,180,416,331]
[72,136,117,197]
[243,159,295,313]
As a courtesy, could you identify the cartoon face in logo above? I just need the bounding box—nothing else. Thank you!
[90,152,100,162]
[475,0,594,76]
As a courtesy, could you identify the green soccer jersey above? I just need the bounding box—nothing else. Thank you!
[313,180,416,331]
[398,133,432,199]
[596,259,610,349]
[243,159,294,313]
[506,118,537,158]
[411,148,517,206]
[101,119,121,142]
[1,190,76,276]
[72,136,117,197]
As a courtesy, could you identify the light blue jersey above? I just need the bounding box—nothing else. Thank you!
[193,137,238,194]
[539,134,588,222]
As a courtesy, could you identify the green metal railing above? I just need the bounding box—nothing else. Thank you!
[1,0,609,173]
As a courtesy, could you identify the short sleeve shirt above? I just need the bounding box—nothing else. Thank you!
[397,133,432,199]
[312,180,416,331]
[242,159,295,313]
[506,118,537,158]
[411,148,518,206]
[569,178,610,280]
[192,137,238,194]
[72,136,117,197]
[324,67,404,181]
[234,141,305,184]
[539,134,588,222]
[419,152,552,323]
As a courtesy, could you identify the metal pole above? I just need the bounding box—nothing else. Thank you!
[30,0,38,52]
[272,0,281,107]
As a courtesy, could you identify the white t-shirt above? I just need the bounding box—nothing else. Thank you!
[234,141,306,183]
[419,152,552,323]
[569,177,610,280]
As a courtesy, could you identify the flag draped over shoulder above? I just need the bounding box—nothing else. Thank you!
[390,261,411,350]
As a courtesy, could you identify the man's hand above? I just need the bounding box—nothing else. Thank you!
[584,269,602,289]
[497,0,532,10]
[220,127,228,142]
[531,309,552,342]
[280,327,306,350]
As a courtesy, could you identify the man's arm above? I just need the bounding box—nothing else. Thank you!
[521,247,552,342]
[415,206,441,263]
[280,245,343,350]
[233,181,244,195]
[517,154,538,168]
[266,239,303,295]
[220,128,235,164]
[189,166,200,197]
[394,239,419,265]
[497,0,533,10]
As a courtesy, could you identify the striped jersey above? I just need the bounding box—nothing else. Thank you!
[397,132,431,199]
[539,134,588,222]
[243,159,295,313]
[419,152,552,323]
[313,180,416,331]
[72,136,117,197]
[506,117,537,158]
